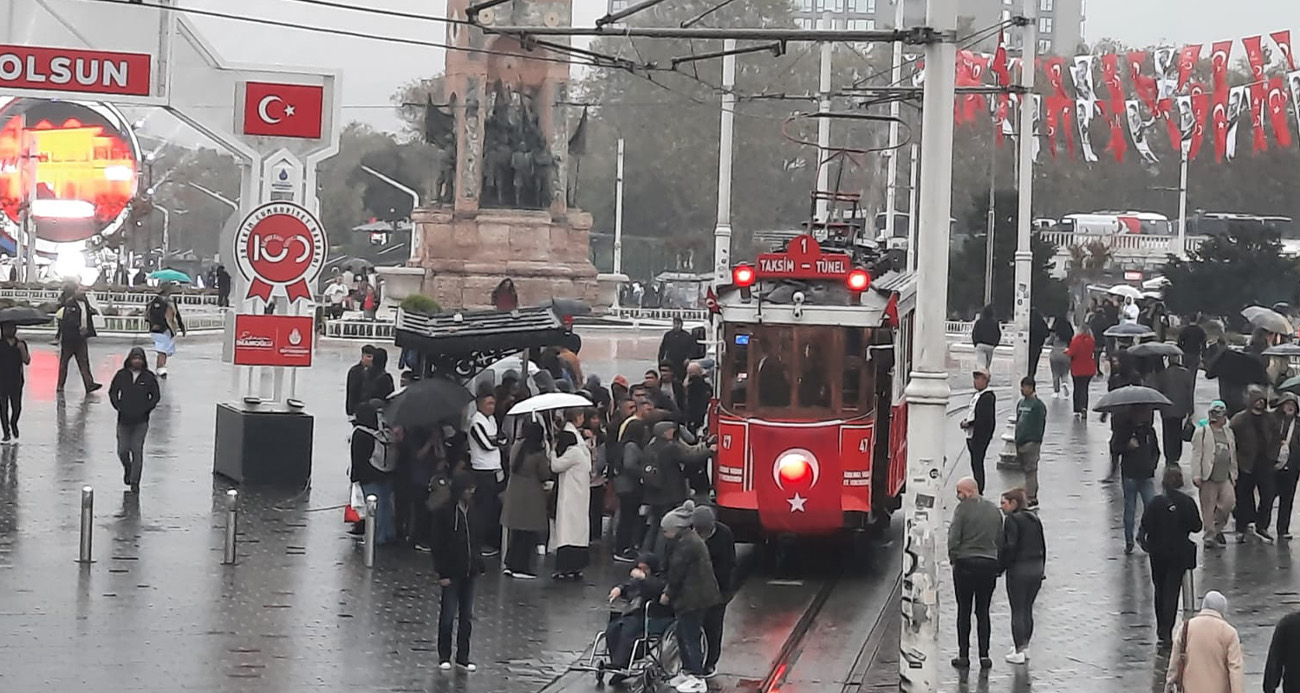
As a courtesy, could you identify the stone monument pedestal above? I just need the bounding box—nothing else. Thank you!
[410,206,599,309]
[375,265,427,311]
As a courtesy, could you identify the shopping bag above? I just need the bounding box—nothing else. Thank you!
[344,482,367,523]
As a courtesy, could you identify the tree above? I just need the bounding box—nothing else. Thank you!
[947,189,1067,320]
[1065,240,1112,323]
[1162,224,1300,319]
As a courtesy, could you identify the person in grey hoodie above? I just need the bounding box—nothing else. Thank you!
[947,476,1004,670]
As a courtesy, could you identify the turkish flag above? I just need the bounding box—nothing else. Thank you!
[1044,96,1061,157]
[749,421,844,535]
[992,33,1010,86]
[1189,82,1210,161]
[1243,36,1267,82]
[1178,44,1202,93]
[1272,30,1296,71]
[1128,51,1158,114]
[1044,56,1068,98]
[1101,54,1125,118]
[1060,98,1077,159]
[1250,82,1268,154]
[1209,40,1233,103]
[1267,77,1293,149]
[243,82,325,139]
[1212,95,1229,162]
[1099,102,1127,163]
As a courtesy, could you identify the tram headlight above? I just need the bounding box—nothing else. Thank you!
[732,263,756,301]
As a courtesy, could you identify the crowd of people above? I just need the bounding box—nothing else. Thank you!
[341,321,731,693]
[963,293,1300,692]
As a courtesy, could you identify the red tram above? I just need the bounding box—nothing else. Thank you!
[709,232,916,541]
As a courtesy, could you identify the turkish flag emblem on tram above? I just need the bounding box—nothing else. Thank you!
[750,421,843,534]
[242,82,324,139]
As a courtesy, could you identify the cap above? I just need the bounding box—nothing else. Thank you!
[1209,400,1227,412]
[972,367,990,378]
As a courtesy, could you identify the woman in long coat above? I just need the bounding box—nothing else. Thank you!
[551,409,592,580]
[501,421,551,579]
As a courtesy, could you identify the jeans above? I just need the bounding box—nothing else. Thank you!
[1121,476,1155,546]
[675,609,706,675]
[703,602,726,671]
[1277,468,1300,535]
[1006,562,1044,649]
[359,480,396,545]
[505,529,537,575]
[953,557,999,658]
[1149,555,1185,643]
[606,612,644,669]
[58,341,96,390]
[1198,480,1236,541]
[967,437,990,495]
[437,576,475,664]
[1072,375,1091,414]
[614,493,643,556]
[116,421,149,485]
[974,344,996,371]
[0,383,21,438]
[1161,413,1185,464]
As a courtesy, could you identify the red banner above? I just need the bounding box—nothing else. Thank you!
[1127,50,1158,114]
[242,82,325,139]
[1100,102,1128,163]
[1177,44,1202,93]
[991,33,1010,87]
[1212,93,1230,163]
[0,44,151,96]
[1242,36,1267,81]
[233,315,314,367]
[1250,83,1268,154]
[1209,40,1233,102]
[1189,82,1210,161]
[1267,77,1293,149]
[1272,30,1296,71]
[1101,53,1124,116]
[1044,56,1068,98]
[756,234,851,279]
[750,421,844,535]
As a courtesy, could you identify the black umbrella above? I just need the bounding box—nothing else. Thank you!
[383,378,474,429]
[1262,344,1300,358]
[0,306,52,326]
[539,298,592,317]
[1104,323,1156,339]
[1127,342,1182,358]
[1092,385,1172,412]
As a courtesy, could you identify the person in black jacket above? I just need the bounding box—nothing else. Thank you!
[108,347,160,493]
[683,362,713,437]
[345,345,375,419]
[56,284,101,394]
[1028,308,1049,378]
[604,552,672,683]
[214,264,231,307]
[1177,313,1207,377]
[694,504,736,678]
[998,487,1045,664]
[959,369,997,494]
[350,399,396,545]
[1140,465,1202,646]
[1114,408,1160,554]
[971,306,1001,371]
[658,317,697,380]
[1265,610,1300,693]
[430,471,484,672]
[361,347,395,402]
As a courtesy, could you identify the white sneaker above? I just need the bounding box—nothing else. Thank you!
[1005,650,1026,664]
[676,675,707,693]
[439,661,452,671]
[158,367,168,378]
[510,572,537,580]
[456,661,477,672]
[668,673,690,688]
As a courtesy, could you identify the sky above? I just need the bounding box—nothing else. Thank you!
[144,0,1300,136]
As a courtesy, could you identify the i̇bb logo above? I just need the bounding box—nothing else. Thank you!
[235,202,326,303]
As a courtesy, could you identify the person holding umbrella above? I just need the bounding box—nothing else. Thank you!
[146,282,186,378]
[1095,385,1171,553]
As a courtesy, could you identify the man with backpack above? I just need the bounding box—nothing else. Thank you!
[146,283,186,377]
[350,398,397,545]
[640,421,714,553]
[56,284,101,394]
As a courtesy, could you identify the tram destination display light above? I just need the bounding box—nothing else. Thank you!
[732,263,756,300]
[846,267,871,293]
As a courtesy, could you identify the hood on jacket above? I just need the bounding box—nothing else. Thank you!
[585,374,602,390]
[123,346,150,370]
[533,370,556,394]
[652,420,677,440]
[1278,392,1300,412]
[355,398,382,428]
[636,551,662,573]
[369,347,389,374]
[1246,384,1268,408]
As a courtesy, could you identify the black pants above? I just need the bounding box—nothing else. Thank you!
[967,437,990,494]
[589,486,606,543]
[57,341,95,390]
[1149,555,1185,643]
[1006,562,1044,649]
[1072,375,1091,414]
[438,576,475,664]
[606,612,645,669]
[1161,413,1185,464]
[217,291,230,308]
[1277,468,1300,535]
[470,470,502,551]
[1028,344,1043,378]
[1236,468,1278,531]
[505,529,537,575]
[0,383,21,438]
[953,557,999,658]
[703,602,726,671]
[614,493,642,555]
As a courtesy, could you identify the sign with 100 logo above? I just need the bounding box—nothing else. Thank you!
[235,201,326,303]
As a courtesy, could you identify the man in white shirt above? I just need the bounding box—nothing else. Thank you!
[324,276,349,319]
[1121,297,1140,324]
[958,368,997,494]
[469,392,505,557]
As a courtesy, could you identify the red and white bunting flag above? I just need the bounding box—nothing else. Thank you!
[1242,35,1267,82]
[1099,101,1127,163]
[992,32,1011,87]
[1189,82,1210,161]
[1272,30,1296,71]
[1127,50,1159,113]
[1266,76,1293,149]
[1177,44,1202,93]
[1250,82,1268,154]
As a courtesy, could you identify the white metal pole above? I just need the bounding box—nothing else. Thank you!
[899,0,957,689]
[815,11,833,225]
[18,125,34,284]
[1177,145,1189,258]
[614,138,625,275]
[158,206,170,264]
[713,38,737,287]
[883,0,905,245]
[907,142,920,271]
[999,0,1037,467]
[984,150,996,307]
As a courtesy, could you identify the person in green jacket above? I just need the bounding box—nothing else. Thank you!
[1014,377,1048,509]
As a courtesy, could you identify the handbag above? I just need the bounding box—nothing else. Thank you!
[1167,617,1194,693]
[344,482,367,523]
[1181,419,1196,442]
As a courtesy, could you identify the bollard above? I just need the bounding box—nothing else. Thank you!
[222,489,239,566]
[1181,569,1195,615]
[77,486,93,564]
[363,494,378,568]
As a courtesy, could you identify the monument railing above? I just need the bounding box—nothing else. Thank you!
[0,287,222,307]
[607,307,710,323]
[323,319,395,341]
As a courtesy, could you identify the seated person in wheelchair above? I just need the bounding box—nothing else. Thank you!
[604,552,673,679]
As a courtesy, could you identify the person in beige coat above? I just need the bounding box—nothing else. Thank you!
[1167,590,1245,693]
[1190,401,1238,548]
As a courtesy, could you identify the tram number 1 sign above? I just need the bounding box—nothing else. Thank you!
[756,234,851,280]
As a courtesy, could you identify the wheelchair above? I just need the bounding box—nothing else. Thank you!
[570,601,679,689]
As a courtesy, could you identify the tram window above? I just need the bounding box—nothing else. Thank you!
[726,327,750,409]
[843,327,864,410]
[797,336,832,408]
[756,330,792,408]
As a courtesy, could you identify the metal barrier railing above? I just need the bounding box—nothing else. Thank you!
[323,319,395,340]
[607,306,709,322]
[0,288,222,307]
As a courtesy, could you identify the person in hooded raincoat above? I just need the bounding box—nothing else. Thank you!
[108,346,160,493]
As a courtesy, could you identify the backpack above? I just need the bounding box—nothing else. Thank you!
[361,427,396,473]
[60,301,83,337]
[640,444,667,490]
[146,297,168,330]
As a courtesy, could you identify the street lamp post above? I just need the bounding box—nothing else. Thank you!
[898,0,958,689]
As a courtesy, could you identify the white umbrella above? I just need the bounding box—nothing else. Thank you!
[506,392,593,417]
[1106,284,1142,300]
